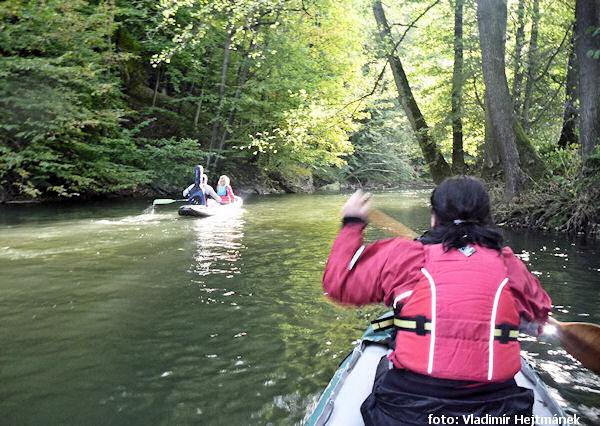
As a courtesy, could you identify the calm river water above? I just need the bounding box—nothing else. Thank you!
[1,191,599,425]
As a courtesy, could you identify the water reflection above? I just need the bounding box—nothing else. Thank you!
[188,208,245,277]
[507,229,600,425]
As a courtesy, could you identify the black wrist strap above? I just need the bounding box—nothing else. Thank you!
[342,216,366,227]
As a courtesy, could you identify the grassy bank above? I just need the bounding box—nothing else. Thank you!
[491,176,600,239]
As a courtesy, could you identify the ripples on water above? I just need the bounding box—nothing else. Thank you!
[0,193,598,425]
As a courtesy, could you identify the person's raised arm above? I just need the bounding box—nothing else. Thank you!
[183,184,194,198]
[323,191,423,306]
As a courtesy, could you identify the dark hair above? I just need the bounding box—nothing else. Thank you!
[419,176,504,252]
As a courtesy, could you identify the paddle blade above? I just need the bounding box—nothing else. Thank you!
[153,199,177,205]
[551,319,600,375]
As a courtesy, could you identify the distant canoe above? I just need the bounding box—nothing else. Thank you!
[178,196,243,218]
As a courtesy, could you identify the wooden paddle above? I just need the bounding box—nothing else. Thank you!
[152,198,188,205]
[367,208,600,375]
[547,317,600,375]
[367,209,419,240]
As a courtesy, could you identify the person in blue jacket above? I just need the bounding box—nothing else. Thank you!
[182,165,207,206]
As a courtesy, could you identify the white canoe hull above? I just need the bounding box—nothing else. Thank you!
[306,318,566,426]
[178,196,243,217]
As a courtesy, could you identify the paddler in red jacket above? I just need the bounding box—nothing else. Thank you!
[322,176,551,425]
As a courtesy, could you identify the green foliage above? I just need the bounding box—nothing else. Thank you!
[0,0,204,199]
[137,136,205,188]
[151,0,375,175]
[316,99,419,186]
[0,0,595,216]
[0,0,133,197]
[240,91,358,171]
[538,141,581,180]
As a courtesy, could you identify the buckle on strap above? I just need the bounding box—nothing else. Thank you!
[396,315,432,335]
[494,322,519,344]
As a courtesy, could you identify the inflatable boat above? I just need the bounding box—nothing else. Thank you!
[306,312,567,426]
[178,196,243,218]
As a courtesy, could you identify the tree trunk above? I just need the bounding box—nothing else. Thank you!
[558,27,579,149]
[373,0,451,183]
[178,81,189,115]
[451,0,465,174]
[152,65,161,107]
[194,86,205,129]
[511,0,527,111]
[513,120,545,178]
[576,0,600,163]
[477,0,524,200]
[206,24,234,171]
[521,0,540,132]
[194,51,213,130]
[483,96,501,172]
[214,37,258,171]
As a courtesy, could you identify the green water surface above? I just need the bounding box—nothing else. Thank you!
[0,191,598,425]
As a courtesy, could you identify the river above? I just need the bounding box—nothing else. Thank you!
[0,191,598,425]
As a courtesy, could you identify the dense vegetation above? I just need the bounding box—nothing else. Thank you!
[1,0,599,234]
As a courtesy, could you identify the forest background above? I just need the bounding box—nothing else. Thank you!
[1,0,599,236]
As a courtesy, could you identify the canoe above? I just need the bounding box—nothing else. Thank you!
[306,312,567,426]
[178,196,243,217]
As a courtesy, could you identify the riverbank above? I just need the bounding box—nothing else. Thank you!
[0,178,434,205]
[4,172,598,241]
[490,180,600,239]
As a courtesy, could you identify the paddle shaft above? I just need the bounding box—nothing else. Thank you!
[367,209,600,375]
[152,198,188,205]
[367,210,419,240]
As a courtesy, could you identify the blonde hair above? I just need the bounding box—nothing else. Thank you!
[218,175,230,186]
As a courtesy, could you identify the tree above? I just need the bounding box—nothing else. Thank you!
[214,33,258,171]
[521,0,540,132]
[476,0,525,199]
[576,0,600,163]
[372,0,451,183]
[150,0,370,180]
[0,0,146,198]
[558,26,578,149]
[206,21,234,171]
[510,0,527,112]
[451,0,466,174]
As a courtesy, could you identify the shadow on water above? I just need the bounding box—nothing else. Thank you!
[0,192,598,425]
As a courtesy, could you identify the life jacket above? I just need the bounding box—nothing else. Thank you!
[372,243,521,382]
[216,184,228,196]
[187,185,206,206]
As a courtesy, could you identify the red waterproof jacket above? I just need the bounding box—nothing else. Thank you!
[322,223,552,382]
